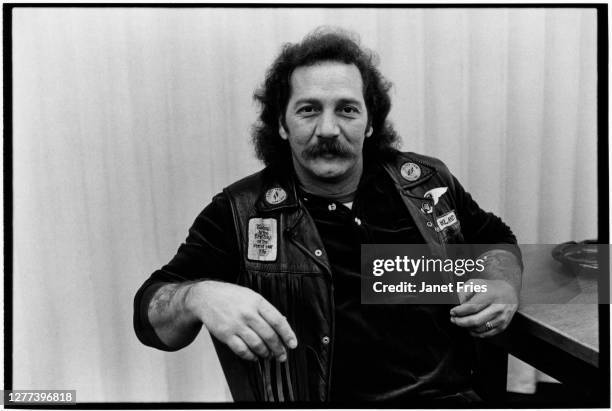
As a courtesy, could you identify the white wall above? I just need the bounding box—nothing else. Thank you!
[11,7,597,401]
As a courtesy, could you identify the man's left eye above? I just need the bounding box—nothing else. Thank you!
[340,106,359,114]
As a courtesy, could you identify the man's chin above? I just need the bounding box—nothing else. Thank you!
[294,156,358,182]
[308,163,350,181]
[313,170,344,181]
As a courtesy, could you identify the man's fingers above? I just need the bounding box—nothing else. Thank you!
[450,301,488,318]
[450,283,495,317]
[456,288,475,304]
[450,304,499,329]
[448,279,519,337]
[238,328,271,359]
[247,317,287,361]
[470,316,503,334]
[226,336,257,361]
[257,299,298,349]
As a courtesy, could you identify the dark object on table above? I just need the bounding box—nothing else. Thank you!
[551,240,599,275]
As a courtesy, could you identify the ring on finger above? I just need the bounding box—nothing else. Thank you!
[485,321,494,331]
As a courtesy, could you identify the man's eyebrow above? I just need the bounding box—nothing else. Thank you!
[337,98,364,108]
[292,98,320,107]
[291,98,364,108]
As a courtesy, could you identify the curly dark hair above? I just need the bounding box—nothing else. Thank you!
[252,27,400,167]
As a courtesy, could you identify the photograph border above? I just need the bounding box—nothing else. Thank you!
[3,2,609,408]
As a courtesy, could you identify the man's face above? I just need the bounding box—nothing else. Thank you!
[279,62,373,181]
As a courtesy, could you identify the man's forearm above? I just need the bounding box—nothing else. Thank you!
[477,249,523,293]
[147,282,203,350]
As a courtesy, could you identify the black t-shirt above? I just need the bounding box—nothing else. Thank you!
[298,163,473,401]
[134,161,517,401]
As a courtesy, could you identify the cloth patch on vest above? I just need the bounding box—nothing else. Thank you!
[436,210,458,231]
[400,162,421,181]
[247,218,278,261]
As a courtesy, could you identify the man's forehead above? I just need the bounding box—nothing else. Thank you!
[288,62,365,101]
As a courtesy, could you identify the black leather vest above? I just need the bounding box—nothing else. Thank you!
[214,152,465,402]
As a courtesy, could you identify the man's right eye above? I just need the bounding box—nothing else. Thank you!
[297,106,318,114]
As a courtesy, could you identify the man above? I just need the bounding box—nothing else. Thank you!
[134,29,522,404]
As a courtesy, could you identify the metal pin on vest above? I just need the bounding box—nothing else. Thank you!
[400,162,421,181]
[265,187,287,205]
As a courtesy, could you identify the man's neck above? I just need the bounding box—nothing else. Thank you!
[293,160,363,201]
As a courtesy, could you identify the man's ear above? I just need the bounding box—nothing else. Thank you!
[365,125,373,138]
[279,120,288,140]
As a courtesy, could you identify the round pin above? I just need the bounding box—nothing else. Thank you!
[265,187,287,205]
[400,162,421,182]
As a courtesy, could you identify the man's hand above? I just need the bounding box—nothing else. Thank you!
[186,280,298,362]
[449,279,518,337]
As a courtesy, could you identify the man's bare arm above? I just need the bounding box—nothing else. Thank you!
[146,280,298,360]
[147,282,202,350]
[477,248,522,293]
[450,248,523,337]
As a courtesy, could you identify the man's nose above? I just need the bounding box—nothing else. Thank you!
[315,111,340,138]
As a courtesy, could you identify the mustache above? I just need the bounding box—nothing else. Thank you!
[303,140,354,159]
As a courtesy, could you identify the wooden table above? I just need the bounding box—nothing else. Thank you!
[496,244,604,401]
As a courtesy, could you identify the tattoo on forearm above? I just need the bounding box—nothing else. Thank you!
[480,250,522,289]
[483,251,515,271]
[149,284,181,317]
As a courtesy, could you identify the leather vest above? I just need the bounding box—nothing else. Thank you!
[214,152,466,402]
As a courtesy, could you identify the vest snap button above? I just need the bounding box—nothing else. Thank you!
[314,249,323,257]
[328,203,337,211]
[322,336,330,345]
[427,222,433,227]
[354,217,362,226]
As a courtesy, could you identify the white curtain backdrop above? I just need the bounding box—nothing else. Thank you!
[11,8,597,402]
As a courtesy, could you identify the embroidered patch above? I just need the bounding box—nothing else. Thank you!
[424,187,448,205]
[400,162,421,181]
[265,187,287,205]
[247,218,278,261]
[436,210,459,231]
